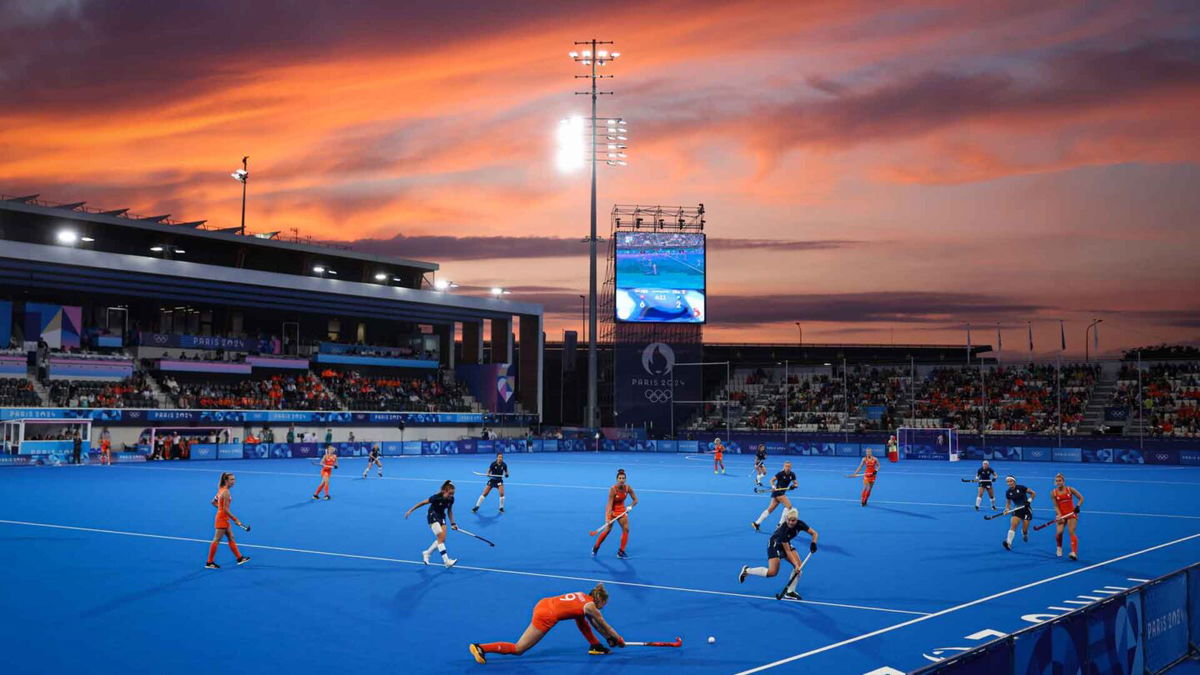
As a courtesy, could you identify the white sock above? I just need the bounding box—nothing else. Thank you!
[785,570,800,593]
[747,567,769,577]
[499,496,505,508]
[1006,530,1015,545]
[991,499,996,507]
[778,511,788,525]
[975,496,981,508]
[425,541,439,555]
[755,510,770,525]
[475,495,485,508]
[438,543,449,561]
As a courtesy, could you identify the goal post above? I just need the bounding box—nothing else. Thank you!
[896,427,960,462]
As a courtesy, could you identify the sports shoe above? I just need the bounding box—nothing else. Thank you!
[499,507,505,513]
[362,472,368,479]
[714,470,718,474]
[1022,532,1028,543]
[617,549,629,559]
[739,565,748,583]
[377,471,382,477]
[1056,546,1063,557]
[469,644,487,664]
[324,495,331,501]
[422,550,431,565]
[590,548,598,558]
[1002,540,1011,551]
[751,522,760,531]
[721,469,726,474]
[444,557,458,568]
[236,556,250,565]
[1069,552,1077,561]
[205,561,220,569]
[975,505,980,511]
[782,591,802,601]
[312,494,319,500]
[471,506,479,513]
[991,504,999,511]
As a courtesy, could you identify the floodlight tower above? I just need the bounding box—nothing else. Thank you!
[568,39,624,429]
[231,156,249,235]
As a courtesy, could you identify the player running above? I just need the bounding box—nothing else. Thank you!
[1001,475,1036,551]
[850,448,879,506]
[100,436,111,465]
[973,460,998,511]
[754,443,767,486]
[206,472,250,569]
[469,583,624,663]
[753,460,797,530]
[1051,473,1083,560]
[405,479,459,568]
[886,434,899,462]
[362,443,383,478]
[473,452,510,513]
[312,445,338,500]
[713,437,726,474]
[592,469,638,559]
[738,507,818,600]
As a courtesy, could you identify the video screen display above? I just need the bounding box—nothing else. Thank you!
[614,232,706,323]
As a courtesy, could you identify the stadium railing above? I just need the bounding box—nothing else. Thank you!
[912,562,1199,675]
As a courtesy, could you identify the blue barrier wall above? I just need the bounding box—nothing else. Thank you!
[915,564,1200,675]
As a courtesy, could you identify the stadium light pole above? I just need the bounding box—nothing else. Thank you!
[231,156,249,236]
[1084,319,1103,362]
[568,40,622,430]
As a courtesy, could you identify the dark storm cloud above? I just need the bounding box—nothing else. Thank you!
[707,292,1049,326]
[752,37,1200,151]
[344,234,861,261]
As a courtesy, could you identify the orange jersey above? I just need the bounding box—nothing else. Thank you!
[100,439,110,452]
[1053,486,1076,516]
[610,484,629,513]
[713,443,724,457]
[863,456,879,478]
[536,593,594,623]
[214,487,231,528]
[321,455,336,473]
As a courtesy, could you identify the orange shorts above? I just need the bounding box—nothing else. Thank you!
[321,468,332,476]
[215,517,230,529]
[715,453,723,461]
[864,475,877,484]
[531,599,560,632]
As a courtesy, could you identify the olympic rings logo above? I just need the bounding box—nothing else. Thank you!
[643,389,673,403]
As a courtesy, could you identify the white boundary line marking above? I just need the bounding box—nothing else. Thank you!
[733,532,1200,674]
[119,465,1200,521]
[0,518,928,617]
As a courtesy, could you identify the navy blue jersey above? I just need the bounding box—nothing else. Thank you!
[489,461,508,478]
[1006,484,1031,508]
[773,470,797,490]
[369,446,380,458]
[755,448,767,463]
[770,520,809,545]
[976,466,996,484]
[427,493,454,524]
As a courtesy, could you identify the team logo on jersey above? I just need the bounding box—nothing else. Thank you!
[641,343,675,376]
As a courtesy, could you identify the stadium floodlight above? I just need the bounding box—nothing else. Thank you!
[150,245,165,252]
[569,38,626,429]
[230,156,249,235]
[490,287,511,296]
[327,269,337,275]
[434,279,459,291]
[556,116,586,173]
[312,265,325,273]
[81,236,95,242]
[55,229,79,245]
[374,272,388,281]
[173,248,185,254]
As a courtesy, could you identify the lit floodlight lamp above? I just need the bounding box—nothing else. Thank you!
[313,265,325,273]
[80,236,95,242]
[55,229,79,245]
[374,272,388,281]
[556,116,586,173]
[327,269,337,275]
[173,248,185,254]
[150,245,165,252]
[568,51,579,58]
[231,169,248,183]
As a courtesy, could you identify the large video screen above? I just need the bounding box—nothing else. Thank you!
[614,232,706,323]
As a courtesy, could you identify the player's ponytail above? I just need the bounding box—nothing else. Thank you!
[218,472,232,488]
[440,479,454,492]
[590,582,609,605]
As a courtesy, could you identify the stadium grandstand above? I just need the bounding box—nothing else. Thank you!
[0,193,543,457]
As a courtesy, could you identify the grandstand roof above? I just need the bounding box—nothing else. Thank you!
[1,195,438,281]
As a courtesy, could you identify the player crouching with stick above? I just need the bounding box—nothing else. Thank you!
[739,508,818,600]
[469,583,624,663]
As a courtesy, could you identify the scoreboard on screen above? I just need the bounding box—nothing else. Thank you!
[614,232,706,324]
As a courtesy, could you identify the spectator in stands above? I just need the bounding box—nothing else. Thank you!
[325,428,333,444]
[72,431,82,465]
[287,425,296,443]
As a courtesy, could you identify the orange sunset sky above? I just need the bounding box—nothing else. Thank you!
[2,0,1197,356]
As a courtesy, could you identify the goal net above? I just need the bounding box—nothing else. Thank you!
[896,427,960,462]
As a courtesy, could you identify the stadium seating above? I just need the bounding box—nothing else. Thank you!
[164,373,342,411]
[317,370,471,412]
[0,377,41,407]
[47,376,157,408]
[1113,363,1200,437]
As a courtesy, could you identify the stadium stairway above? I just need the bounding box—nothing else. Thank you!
[142,372,175,409]
[1080,371,1118,433]
[28,373,51,406]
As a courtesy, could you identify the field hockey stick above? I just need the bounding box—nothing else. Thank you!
[454,527,495,547]
[983,508,1013,521]
[237,522,251,532]
[1033,512,1077,531]
[753,485,797,494]
[961,478,978,483]
[624,637,682,647]
[845,473,859,479]
[588,507,633,536]
[472,472,504,478]
[776,551,813,599]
